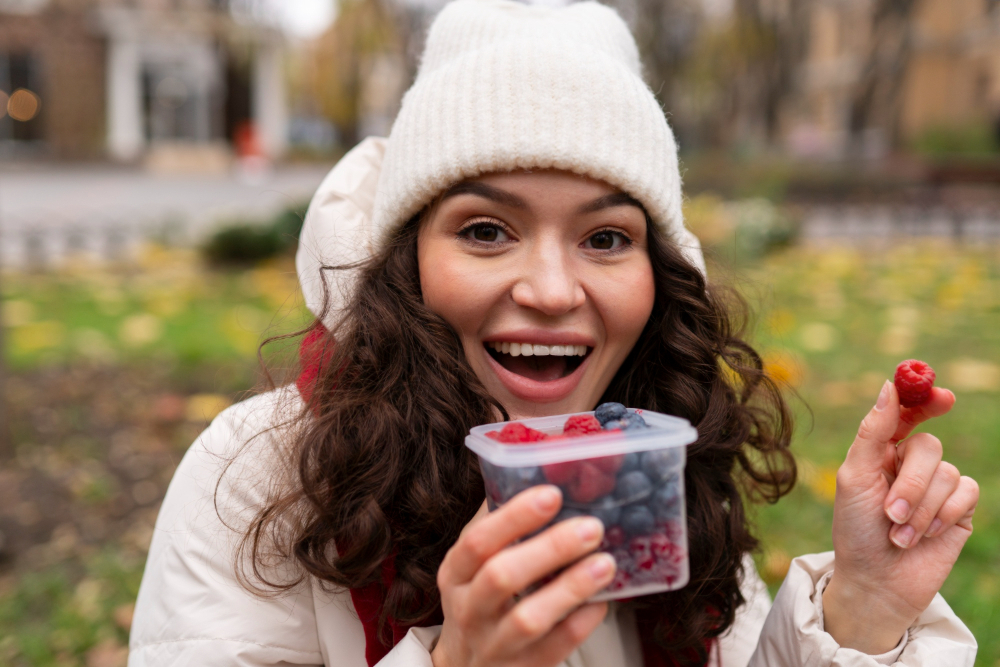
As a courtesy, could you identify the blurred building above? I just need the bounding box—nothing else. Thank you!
[785,0,1000,158]
[0,0,288,164]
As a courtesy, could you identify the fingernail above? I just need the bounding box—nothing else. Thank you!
[533,486,561,512]
[576,518,603,543]
[589,554,615,580]
[875,380,891,411]
[887,498,910,524]
[926,518,943,537]
[891,524,915,548]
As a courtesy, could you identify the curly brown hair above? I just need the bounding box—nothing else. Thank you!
[237,211,796,665]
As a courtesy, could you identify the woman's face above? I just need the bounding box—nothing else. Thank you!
[417,170,655,420]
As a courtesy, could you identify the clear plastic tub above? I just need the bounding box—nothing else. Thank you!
[465,409,696,601]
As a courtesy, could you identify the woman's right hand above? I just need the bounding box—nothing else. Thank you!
[431,485,616,667]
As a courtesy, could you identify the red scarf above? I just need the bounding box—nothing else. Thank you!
[295,325,712,666]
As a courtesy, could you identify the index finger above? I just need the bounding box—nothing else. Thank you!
[891,388,956,444]
[440,485,562,587]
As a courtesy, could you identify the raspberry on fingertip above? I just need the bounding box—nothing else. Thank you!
[893,360,936,408]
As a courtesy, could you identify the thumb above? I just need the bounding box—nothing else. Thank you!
[845,380,901,472]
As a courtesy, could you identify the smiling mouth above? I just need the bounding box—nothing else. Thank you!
[484,342,591,382]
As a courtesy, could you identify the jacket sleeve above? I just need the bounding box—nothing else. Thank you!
[128,389,325,667]
[746,551,977,667]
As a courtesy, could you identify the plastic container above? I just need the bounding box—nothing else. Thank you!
[465,409,696,602]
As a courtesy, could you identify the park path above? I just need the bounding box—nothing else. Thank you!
[0,163,332,266]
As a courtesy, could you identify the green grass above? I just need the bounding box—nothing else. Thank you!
[740,243,1000,662]
[2,241,998,664]
[2,247,311,382]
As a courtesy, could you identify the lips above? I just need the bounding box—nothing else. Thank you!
[483,339,593,403]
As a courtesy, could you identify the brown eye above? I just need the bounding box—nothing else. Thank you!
[589,231,615,250]
[461,222,510,244]
[583,230,630,251]
[473,225,500,242]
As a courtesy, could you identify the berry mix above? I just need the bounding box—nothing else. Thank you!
[480,403,688,596]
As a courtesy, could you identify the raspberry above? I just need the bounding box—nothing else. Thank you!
[591,454,625,475]
[491,422,550,443]
[604,525,626,548]
[542,460,579,485]
[566,462,617,503]
[563,414,602,436]
[894,359,936,408]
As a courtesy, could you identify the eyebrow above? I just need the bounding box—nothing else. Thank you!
[576,191,645,215]
[439,180,645,215]
[439,181,528,209]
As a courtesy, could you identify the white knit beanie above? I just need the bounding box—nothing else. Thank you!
[298,0,704,328]
[374,0,703,271]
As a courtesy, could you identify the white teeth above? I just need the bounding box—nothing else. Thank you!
[489,341,590,356]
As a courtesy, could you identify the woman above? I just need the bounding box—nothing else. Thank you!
[128,1,979,665]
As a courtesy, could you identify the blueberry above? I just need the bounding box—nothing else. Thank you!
[614,471,653,503]
[640,448,681,481]
[619,452,641,473]
[604,413,648,432]
[555,507,587,523]
[651,475,682,520]
[611,548,634,573]
[589,495,622,528]
[620,505,656,536]
[595,402,628,425]
[499,465,545,499]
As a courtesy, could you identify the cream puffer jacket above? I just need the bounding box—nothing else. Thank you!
[129,140,977,666]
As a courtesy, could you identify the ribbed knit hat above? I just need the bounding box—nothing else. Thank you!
[373,0,704,273]
[298,0,705,328]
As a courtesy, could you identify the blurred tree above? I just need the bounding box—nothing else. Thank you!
[605,0,806,150]
[848,0,918,149]
[310,0,404,147]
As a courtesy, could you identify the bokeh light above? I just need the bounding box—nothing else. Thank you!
[7,88,41,122]
[0,89,9,119]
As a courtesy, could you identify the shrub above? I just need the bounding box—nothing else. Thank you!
[203,203,308,267]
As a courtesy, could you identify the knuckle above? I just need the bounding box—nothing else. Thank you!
[564,614,593,644]
[938,461,961,485]
[479,560,513,594]
[909,503,935,526]
[462,531,492,563]
[549,522,586,559]
[856,415,879,442]
[509,606,543,638]
[899,470,931,496]
[913,433,943,458]
[835,467,854,492]
[962,476,980,498]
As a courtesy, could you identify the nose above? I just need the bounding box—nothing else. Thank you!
[510,245,586,316]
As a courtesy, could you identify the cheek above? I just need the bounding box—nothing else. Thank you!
[418,244,499,337]
[594,262,655,346]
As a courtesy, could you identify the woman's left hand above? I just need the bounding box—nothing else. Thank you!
[822,380,979,655]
